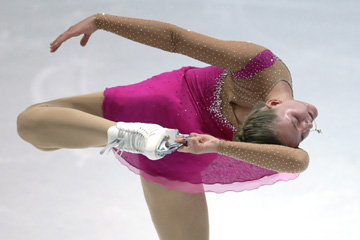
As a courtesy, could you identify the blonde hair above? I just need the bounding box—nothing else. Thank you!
[233,101,283,145]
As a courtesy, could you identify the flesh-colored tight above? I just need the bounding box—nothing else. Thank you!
[17,91,209,240]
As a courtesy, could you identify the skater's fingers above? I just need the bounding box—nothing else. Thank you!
[176,136,200,154]
[190,132,199,137]
[175,135,184,143]
[177,145,189,153]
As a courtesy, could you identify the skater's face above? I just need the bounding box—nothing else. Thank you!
[267,99,318,148]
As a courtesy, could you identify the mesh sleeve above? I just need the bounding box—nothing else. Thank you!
[218,140,309,173]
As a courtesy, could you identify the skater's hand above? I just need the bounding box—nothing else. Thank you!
[176,133,220,154]
[50,15,98,52]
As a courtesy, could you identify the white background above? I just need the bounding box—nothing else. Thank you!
[1,0,359,239]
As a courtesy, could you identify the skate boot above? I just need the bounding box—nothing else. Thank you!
[100,122,189,160]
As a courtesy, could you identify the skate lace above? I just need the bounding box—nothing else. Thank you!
[100,127,146,156]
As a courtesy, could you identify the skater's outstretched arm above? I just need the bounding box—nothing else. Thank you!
[50,14,265,71]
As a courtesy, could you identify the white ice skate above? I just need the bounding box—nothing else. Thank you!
[100,122,189,160]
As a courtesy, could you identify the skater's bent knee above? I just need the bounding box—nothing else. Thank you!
[17,111,61,151]
[17,110,32,140]
[17,106,43,142]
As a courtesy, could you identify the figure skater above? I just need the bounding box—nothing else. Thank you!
[17,14,319,240]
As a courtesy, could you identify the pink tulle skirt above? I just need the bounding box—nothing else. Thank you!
[102,66,299,193]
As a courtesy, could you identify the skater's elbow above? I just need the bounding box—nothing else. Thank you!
[286,153,309,173]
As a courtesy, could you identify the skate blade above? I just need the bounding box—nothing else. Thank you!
[156,129,189,158]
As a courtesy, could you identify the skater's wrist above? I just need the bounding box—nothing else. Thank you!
[212,139,221,153]
[217,140,228,155]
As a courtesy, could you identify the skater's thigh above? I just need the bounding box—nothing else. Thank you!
[26,91,105,117]
[141,177,209,240]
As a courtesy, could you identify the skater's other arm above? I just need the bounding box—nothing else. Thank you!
[176,133,309,173]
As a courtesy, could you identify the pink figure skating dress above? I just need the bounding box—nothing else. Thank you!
[97,14,308,193]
